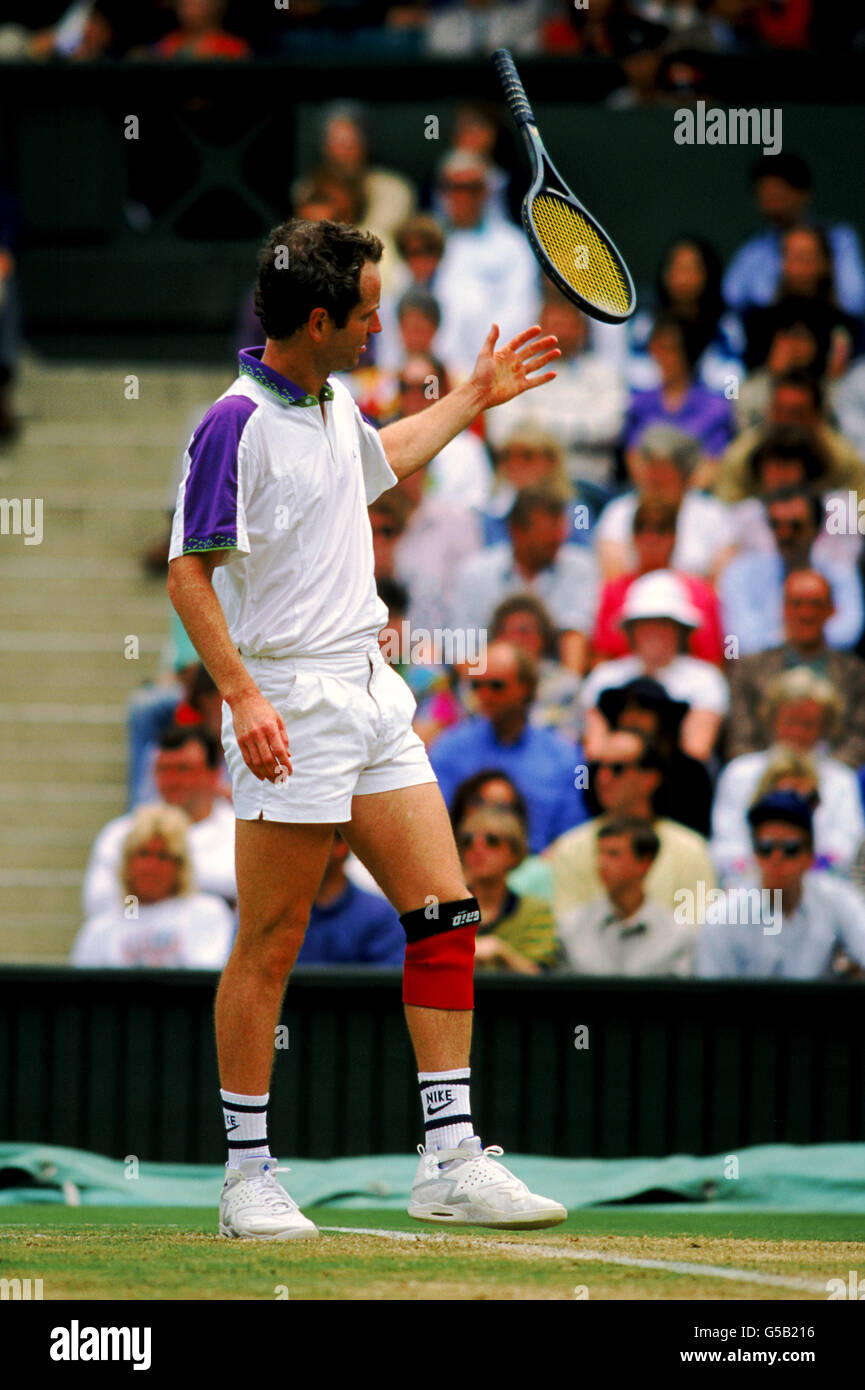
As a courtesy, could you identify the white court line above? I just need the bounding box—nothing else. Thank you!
[319,1225,828,1293]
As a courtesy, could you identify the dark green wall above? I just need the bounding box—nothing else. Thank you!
[1,967,863,1163]
[2,59,863,358]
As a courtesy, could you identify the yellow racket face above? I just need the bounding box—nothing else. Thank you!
[529,192,633,320]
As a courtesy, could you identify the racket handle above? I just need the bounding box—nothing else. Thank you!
[492,48,536,128]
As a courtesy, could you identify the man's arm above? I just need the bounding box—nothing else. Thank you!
[379,324,559,481]
[166,552,291,783]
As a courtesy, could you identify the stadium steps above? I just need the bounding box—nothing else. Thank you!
[0,354,230,961]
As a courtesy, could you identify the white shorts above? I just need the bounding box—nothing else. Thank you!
[222,644,437,823]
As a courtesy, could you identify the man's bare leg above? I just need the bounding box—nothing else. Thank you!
[343,781,566,1227]
[216,819,335,1094]
[340,782,472,1070]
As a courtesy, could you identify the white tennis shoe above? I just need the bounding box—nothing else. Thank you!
[408,1136,567,1230]
[219,1157,318,1240]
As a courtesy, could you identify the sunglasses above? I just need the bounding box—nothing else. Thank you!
[753,838,808,859]
[130,848,180,863]
[458,831,506,850]
[595,760,642,776]
[471,678,507,692]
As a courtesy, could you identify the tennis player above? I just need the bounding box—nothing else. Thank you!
[168,217,567,1238]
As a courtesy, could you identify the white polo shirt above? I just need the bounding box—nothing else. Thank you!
[169,347,398,658]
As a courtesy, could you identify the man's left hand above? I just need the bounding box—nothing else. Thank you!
[469,324,560,411]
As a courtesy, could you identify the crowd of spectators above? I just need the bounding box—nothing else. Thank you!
[61,78,865,984]
[1,1,862,68]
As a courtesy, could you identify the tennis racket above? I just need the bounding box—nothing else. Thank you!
[492,48,637,324]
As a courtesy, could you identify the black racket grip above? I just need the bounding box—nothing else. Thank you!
[492,48,535,128]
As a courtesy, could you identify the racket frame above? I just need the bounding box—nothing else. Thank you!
[493,49,637,325]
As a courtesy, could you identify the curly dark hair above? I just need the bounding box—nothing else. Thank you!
[254,218,383,340]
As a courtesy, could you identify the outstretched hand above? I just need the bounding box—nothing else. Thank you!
[469,324,560,411]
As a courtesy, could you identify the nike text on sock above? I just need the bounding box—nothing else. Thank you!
[220,1089,271,1163]
[418,1069,474,1152]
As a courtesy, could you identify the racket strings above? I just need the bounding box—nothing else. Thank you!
[530,194,632,317]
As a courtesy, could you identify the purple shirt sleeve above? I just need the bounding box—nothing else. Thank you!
[170,395,259,557]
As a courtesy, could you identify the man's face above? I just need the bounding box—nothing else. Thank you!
[752,818,813,892]
[597,833,648,894]
[766,497,815,565]
[440,168,488,231]
[773,697,825,751]
[594,732,654,812]
[324,261,381,371]
[153,740,214,813]
[510,507,566,569]
[468,644,531,727]
[783,572,833,648]
[769,385,818,429]
[755,175,809,229]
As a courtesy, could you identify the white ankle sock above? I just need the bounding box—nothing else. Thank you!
[220,1089,271,1165]
[418,1069,473,1151]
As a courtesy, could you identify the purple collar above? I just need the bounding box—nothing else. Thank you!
[238,347,334,406]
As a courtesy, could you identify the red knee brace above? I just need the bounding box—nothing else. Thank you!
[400,898,480,1010]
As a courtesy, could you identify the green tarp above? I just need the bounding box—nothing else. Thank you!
[1,1143,864,1211]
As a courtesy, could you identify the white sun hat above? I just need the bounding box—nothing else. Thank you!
[619,570,701,629]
